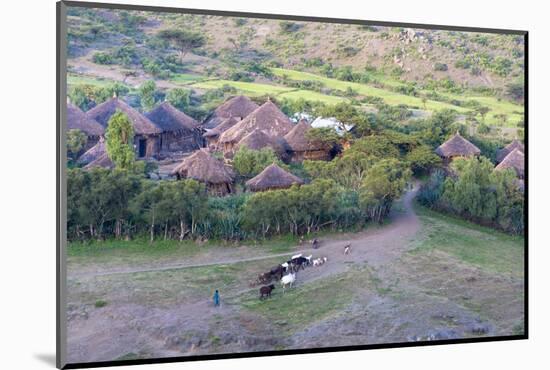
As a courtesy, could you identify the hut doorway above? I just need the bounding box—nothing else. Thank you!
[138,138,147,158]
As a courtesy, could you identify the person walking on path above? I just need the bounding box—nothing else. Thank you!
[213,289,220,307]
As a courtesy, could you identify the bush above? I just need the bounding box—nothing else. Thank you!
[279,21,302,34]
[92,52,114,65]
[433,62,448,71]
[95,300,108,308]
[232,147,285,179]
[477,123,490,134]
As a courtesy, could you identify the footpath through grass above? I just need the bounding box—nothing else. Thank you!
[67,234,300,270]
[411,204,524,278]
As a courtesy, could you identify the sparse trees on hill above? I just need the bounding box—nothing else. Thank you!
[157,29,206,63]
[476,106,491,124]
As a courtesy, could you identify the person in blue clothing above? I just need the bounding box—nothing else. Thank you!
[213,289,220,307]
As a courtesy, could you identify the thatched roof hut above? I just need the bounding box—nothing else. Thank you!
[496,139,524,163]
[83,152,114,170]
[77,137,106,165]
[67,102,104,137]
[284,119,332,162]
[202,95,259,129]
[235,128,285,155]
[145,101,199,132]
[171,149,235,195]
[435,132,481,159]
[219,100,294,153]
[246,163,304,192]
[203,117,240,149]
[145,102,202,153]
[495,148,524,179]
[86,97,162,135]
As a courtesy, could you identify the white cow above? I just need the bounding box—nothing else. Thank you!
[291,253,302,260]
[281,273,296,292]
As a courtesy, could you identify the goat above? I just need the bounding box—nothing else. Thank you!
[281,262,289,273]
[259,284,275,300]
[344,244,351,255]
[305,255,313,266]
[281,273,296,292]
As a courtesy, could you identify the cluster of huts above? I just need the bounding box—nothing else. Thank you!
[68,94,525,196]
[435,131,525,190]
[68,95,332,195]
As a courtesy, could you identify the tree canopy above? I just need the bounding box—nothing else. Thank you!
[105,110,135,170]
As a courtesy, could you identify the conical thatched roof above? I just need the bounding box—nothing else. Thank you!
[203,117,240,138]
[203,95,259,129]
[435,132,481,158]
[246,163,304,192]
[145,101,199,133]
[236,128,285,154]
[284,119,327,152]
[86,97,161,135]
[67,102,105,136]
[77,137,106,165]
[171,149,234,184]
[495,148,524,178]
[496,139,524,163]
[219,100,293,144]
[83,152,114,170]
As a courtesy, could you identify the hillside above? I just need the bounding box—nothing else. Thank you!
[66,7,525,132]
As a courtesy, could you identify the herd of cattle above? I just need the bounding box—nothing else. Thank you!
[256,252,329,300]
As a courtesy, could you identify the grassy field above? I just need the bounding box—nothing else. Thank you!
[67,74,128,88]
[190,79,294,96]
[67,235,300,274]
[272,68,524,126]
[235,268,367,333]
[271,68,466,112]
[411,205,524,278]
[169,73,206,85]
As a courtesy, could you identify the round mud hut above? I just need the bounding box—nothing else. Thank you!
[77,137,106,166]
[67,102,105,151]
[495,148,525,179]
[86,97,162,158]
[435,131,481,163]
[203,117,240,150]
[284,119,333,162]
[245,163,304,192]
[219,100,294,156]
[496,139,524,163]
[83,152,114,170]
[234,128,286,158]
[170,149,235,196]
[145,101,202,154]
[202,95,259,129]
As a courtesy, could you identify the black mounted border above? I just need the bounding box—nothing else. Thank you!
[56,1,528,369]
